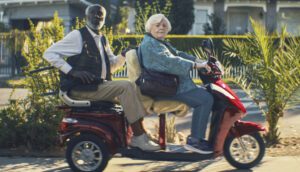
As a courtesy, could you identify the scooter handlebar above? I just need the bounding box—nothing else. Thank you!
[199,59,222,76]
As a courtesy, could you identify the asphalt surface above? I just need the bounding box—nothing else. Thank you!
[1,156,300,172]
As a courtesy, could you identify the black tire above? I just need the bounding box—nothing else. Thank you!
[66,134,109,172]
[224,132,265,169]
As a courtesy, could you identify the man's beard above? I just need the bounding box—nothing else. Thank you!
[86,20,105,30]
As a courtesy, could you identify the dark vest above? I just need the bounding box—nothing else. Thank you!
[60,26,111,91]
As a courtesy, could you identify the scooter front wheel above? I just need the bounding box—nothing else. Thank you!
[66,134,110,172]
[224,132,265,169]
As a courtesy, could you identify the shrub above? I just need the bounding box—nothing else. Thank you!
[0,98,62,150]
[0,12,64,150]
[223,19,300,145]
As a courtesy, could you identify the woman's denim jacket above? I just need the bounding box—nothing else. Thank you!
[140,34,198,94]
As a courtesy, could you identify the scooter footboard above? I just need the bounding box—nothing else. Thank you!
[230,121,266,137]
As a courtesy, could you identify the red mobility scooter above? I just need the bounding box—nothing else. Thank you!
[47,40,265,172]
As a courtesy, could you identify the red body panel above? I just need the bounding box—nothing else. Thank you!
[214,79,247,113]
[159,114,166,149]
[59,110,127,154]
[230,120,266,137]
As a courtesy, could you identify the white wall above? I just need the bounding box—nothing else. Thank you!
[190,1,213,35]
[226,7,265,34]
[127,7,136,33]
[278,8,300,35]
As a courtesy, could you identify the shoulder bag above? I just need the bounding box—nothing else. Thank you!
[135,47,179,97]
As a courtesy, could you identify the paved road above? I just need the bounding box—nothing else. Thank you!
[1,156,300,172]
[0,156,218,172]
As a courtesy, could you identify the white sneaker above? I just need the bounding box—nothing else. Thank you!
[130,133,161,151]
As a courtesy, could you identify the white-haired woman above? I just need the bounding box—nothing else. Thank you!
[139,14,214,154]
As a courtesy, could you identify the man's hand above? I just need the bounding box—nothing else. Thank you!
[121,45,136,57]
[68,69,95,84]
[121,48,130,57]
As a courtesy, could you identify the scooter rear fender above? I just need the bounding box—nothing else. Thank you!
[60,123,121,154]
[230,121,266,137]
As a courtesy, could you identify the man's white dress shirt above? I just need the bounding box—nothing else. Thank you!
[43,27,125,79]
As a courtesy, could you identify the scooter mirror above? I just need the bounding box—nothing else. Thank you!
[202,39,214,55]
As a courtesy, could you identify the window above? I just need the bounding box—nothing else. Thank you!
[192,9,208,35]
[228,11,249,34]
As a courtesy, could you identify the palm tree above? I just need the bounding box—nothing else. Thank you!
[223,18,300,145]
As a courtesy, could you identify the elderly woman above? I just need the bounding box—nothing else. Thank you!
[139,14,214,154]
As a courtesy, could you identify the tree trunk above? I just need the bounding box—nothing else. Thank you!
[265,108,281,146]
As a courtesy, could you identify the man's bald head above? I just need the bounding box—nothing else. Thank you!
[85,4,106,31]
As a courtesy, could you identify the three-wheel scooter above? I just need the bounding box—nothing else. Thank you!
[56,40,266,172]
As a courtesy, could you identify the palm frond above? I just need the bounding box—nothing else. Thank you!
[223,18,300,144]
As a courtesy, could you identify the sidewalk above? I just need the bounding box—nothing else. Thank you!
[1,156,300,172]
[202,156,300,172]
[0,88,28,107]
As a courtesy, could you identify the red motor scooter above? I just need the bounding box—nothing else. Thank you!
[56,40,266,172]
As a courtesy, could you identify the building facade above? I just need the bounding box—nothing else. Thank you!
[0,0,97,77]
[189,0,300,35]
[0,0,96,34]
[1,0,300,35]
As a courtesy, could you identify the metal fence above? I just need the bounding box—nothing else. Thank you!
[113,67,128,78]
[0,34,14,77]
[112,65,246,79]
[0,65,12,77]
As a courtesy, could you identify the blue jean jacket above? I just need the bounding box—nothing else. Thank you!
[140,34,198,94]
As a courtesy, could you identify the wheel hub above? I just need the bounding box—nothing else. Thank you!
[72,141,103,171]
[81,149,95,161]
[230,135,260,164]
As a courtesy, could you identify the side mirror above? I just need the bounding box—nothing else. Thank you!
[201,38,214,55]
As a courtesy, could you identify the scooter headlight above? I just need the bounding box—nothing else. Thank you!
[62,117,78,123]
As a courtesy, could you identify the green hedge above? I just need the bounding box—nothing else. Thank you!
[0,97,62,150]
[111,35,248,65]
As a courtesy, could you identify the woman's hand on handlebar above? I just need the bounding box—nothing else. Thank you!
[194,62,211,73]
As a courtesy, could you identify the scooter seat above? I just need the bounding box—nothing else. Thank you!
[90,101,114,108]
[59,90,115,108]
[69,100,122,112]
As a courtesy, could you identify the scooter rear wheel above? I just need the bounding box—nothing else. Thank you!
[66,134,109,172]
[224,132,265,169]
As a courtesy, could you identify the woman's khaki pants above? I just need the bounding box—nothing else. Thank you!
[69,80,146,124]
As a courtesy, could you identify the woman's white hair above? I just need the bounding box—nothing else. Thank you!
[145,14,172,33]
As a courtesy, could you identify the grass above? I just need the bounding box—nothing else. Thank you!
[0,77,26,88]
[7,77,26,88]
